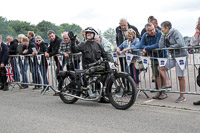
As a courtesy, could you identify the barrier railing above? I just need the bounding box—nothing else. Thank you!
[115,46,200,95]
[8,53,82,95]
[7,46,200,97]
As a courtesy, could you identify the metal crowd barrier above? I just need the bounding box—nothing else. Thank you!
[115,46,200,96]
[7,46,200,97]
[8,53,82,94]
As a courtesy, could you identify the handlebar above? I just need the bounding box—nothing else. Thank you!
[85,59,118,68]
[87,59,102,68]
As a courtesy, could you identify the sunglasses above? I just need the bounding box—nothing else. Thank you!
[36,40,41,42]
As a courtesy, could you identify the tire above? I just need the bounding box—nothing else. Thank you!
[58,72,79,104]
[107,73,137,110]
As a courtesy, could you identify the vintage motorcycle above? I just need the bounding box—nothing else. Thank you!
[57,59,137,110]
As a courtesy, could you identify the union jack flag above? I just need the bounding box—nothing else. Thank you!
[5,66,14,82]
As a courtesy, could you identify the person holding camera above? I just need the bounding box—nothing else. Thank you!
[158,21,188,103]
[33,36,49,91]
[22,37,41,89]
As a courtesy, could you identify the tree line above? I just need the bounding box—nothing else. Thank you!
[0,16,116,44]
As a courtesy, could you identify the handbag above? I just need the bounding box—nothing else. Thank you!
[135,57,144,70]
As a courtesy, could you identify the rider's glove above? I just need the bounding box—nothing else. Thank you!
[68,31,77,42]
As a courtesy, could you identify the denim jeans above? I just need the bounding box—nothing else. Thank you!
[19,59,29,87]
[126,63,140,85]
[30,62,42,87]
[39,65,49,89]
[11,57,20,82]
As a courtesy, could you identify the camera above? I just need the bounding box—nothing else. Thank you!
[165,37,170,47]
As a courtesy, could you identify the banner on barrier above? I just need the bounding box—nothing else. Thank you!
[46,57,51,66]
[126,53,133,66]
[175,57,186,70]
[141,56,149,69]
[112,52,118,62]
[157,58,168,67]
[20,56,24,65]
[58,56,63,66]
[37,55,41,65]
[15,57,18,63]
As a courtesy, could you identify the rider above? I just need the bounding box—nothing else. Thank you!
[69,27,109,103]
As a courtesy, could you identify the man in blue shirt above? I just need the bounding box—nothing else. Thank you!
[139,23,168,99]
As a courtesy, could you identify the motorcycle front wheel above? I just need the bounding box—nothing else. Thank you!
[107,73,137,110]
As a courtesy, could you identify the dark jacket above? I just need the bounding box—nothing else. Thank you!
[29,37,36,47]
[36,41,48,66]
[0,42,9,65]
[116,23,141,46]
[47,35,62,57]
[71,40,107,69]
[141,26,161,37]
[9,39,18,55]
[37,41,48,55]
[22,43,36,55]
[17,43,23,55]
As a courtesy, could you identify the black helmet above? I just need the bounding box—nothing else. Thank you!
[85,27,98,40]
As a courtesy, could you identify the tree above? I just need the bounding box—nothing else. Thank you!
[36,20,61,42]
[8,20,36,37]
[59,23,82,40]
[0,17,16,41]
[103,28,116,44]
[0,16,83,43]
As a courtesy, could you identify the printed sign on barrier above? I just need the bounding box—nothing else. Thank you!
[126,53,133,66]
[37,55,41,65]
[157,58,168,67]
[46,57,51,66]
[141,56,149,69]
[58,56,63,66]
[15,57,18,63]
[175,57,186,70]
[20,56,24,65]
[113,52,118,62]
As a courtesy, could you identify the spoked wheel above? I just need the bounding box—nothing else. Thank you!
[58,72,80,104]
[108,73,137,110]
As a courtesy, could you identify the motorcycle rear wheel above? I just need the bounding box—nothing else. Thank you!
[58,72,80,104]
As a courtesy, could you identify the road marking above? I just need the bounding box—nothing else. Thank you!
[143,99,155,104]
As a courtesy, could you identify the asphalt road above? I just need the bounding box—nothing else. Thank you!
[0,89,200,133]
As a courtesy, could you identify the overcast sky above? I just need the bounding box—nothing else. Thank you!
[1,0,200,37]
